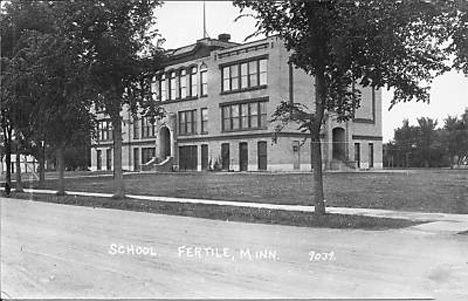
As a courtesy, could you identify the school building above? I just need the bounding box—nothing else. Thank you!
[90,35,383,172]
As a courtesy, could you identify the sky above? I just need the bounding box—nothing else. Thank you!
[155,1,467,142]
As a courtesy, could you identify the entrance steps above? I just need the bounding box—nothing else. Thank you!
[141,157,173,172]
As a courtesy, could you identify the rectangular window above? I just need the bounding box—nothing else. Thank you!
[260,101,268,127]
[178,110,197,135]
[221,58,267,93]
[221,100,267,132]
[201,108,208,133]
[222,67,230,92]
[248,60,258,87]
[240,63,248,88]
[241,103,249,129]
[179,69,187,99]
[133,117,140,140]
[259,59,267,85]
[222,106,231,131]
[200,70,208,96]
[231,105,240,130]
[190,66,198,97]
[369,143,374,168]
[97,120,112,141]
[169,71,177,100]
[160,74,167,101]
[249,102,258,128]
[142,117,155,138]
[230,65,239,91]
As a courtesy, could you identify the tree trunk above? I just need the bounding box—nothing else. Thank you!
[15,139,23,193]
[39,144,45,188]
[3,127,12,196]
[56,144,66,195]
[311,71,326,215]
[112,114,125,199]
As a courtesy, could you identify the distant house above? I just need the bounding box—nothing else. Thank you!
[1,154,38,174]
[90,35,383,172]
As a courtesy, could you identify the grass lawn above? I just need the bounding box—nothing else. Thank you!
[6,192,423,230]
[31,169,468,214]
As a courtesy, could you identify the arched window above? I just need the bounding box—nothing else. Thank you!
[200,63,208,96]
[159,73,167,102]
[190,66,198,97]
[179,69,187,99]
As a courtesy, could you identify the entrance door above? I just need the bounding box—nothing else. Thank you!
[221,143,230,171]
[369,143,374,168]
[133,148,140,171]
[106,149,112,170]
[239,142,248,171]
[179,145,198,171]
[257,141,267,171]
[354,143,361,168]
[96,150,102,171]
[332,127,346,160]
[159,127,171,160]
[201,144,208,170]
[293,141,300,170]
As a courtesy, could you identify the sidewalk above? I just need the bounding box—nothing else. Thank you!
[14,187,468,234]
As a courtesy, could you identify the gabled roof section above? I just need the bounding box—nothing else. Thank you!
[164,37,239,66]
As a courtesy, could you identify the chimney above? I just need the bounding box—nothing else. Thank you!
[218,33,231,42]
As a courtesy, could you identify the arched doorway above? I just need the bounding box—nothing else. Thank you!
[159,127,171,160]
[332,127,346,160]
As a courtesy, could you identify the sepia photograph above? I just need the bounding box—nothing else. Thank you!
[1,0,467,300]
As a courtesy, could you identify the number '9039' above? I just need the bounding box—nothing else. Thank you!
[309,251,336,261]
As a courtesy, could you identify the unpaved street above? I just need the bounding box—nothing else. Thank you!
[1,197,467,299]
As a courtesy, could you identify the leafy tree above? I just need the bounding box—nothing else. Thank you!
[234,0,464,214]
[68,1,165,198]
[392,119,419,167]
[413,117,445,167]
[0,1,50,194]
[1,1,96,195]
[441,109,468,166]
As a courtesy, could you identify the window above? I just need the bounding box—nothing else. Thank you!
[159,74,167,101]
[221,57,268,92]
[133,117,140,140]
[97,120,112,141]
[240,63,248,88]
[200,68,208,96]
[142,117,155,138]
[221,100,268,131]
[248,60,258,87]
[259,58,267,85]
[201,108,208,133]
[230,65,239,90]
[178,110,197,135]
[179,69,187,99]
[169,71,177,100]
[190,66,198,97]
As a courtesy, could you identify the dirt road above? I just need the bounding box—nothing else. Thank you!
[1,197,467,299]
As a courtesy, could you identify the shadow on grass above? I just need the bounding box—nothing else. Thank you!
[4,192,427,230]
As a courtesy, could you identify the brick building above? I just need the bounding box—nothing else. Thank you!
[90,35,383,172]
